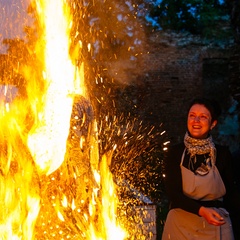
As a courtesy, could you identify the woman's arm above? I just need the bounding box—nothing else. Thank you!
[218,145,240,212]
[164,144,202,215]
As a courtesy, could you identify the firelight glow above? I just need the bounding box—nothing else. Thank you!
[0,0,166,238]
[23,0,126,239]
[27,0,84,175]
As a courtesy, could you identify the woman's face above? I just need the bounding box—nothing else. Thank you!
[187,104,217,139]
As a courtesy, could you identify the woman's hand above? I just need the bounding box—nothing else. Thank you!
[199,206,226,226]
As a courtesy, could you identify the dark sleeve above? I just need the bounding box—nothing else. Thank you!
[164,144,202,215]
[218,146,240,239]
[217,146,240,212]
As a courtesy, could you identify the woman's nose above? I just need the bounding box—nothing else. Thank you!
[193,116,201,122]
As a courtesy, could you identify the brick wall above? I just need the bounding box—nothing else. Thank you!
[119,31,238,148]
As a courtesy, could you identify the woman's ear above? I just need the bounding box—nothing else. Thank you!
[211,120,217,130]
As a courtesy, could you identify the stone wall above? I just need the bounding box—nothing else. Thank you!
[124,31,239,151]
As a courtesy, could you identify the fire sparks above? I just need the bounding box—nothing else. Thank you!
[27,0,82,176]
[87,153,127,240]
[99,154,127,240]
[0,0,127,239]
[0,0,168,239]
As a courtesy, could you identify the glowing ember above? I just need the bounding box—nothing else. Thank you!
[0,0,127,239]
[0,0,168,239]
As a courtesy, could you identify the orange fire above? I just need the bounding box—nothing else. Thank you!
[0,0,127,239]
[88,153,127,240]
[27,0,84,176]
[0,92,40,239]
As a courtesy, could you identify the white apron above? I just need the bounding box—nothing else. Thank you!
[162,149,234,240]
[180,148,226,201]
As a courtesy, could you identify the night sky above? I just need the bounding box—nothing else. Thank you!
[0,0,32,53]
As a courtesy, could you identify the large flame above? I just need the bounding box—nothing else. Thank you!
[1,0,127,239]
[88,152,127,240]
[0,87,40,239]
[27,0,85,176]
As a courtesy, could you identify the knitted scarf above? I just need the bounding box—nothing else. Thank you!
[184,132,216,167]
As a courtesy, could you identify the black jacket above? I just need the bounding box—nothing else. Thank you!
[164,142,240,238]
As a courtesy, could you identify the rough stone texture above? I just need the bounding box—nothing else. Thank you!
[121,31,239,150]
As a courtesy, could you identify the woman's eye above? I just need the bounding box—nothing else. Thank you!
[188,114,209,121]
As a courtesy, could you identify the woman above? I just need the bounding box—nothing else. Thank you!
[162,98,240,240]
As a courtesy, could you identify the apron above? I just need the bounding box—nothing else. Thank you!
[180,148,226,201]
[162,149,234,240]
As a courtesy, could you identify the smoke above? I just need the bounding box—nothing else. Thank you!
[0,0,32,53]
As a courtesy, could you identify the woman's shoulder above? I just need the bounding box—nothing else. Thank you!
[168,142,185,151]
[164,142,185,169]
[215,144,232,155]
[166,142,185,157]
[215,143,233,166]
